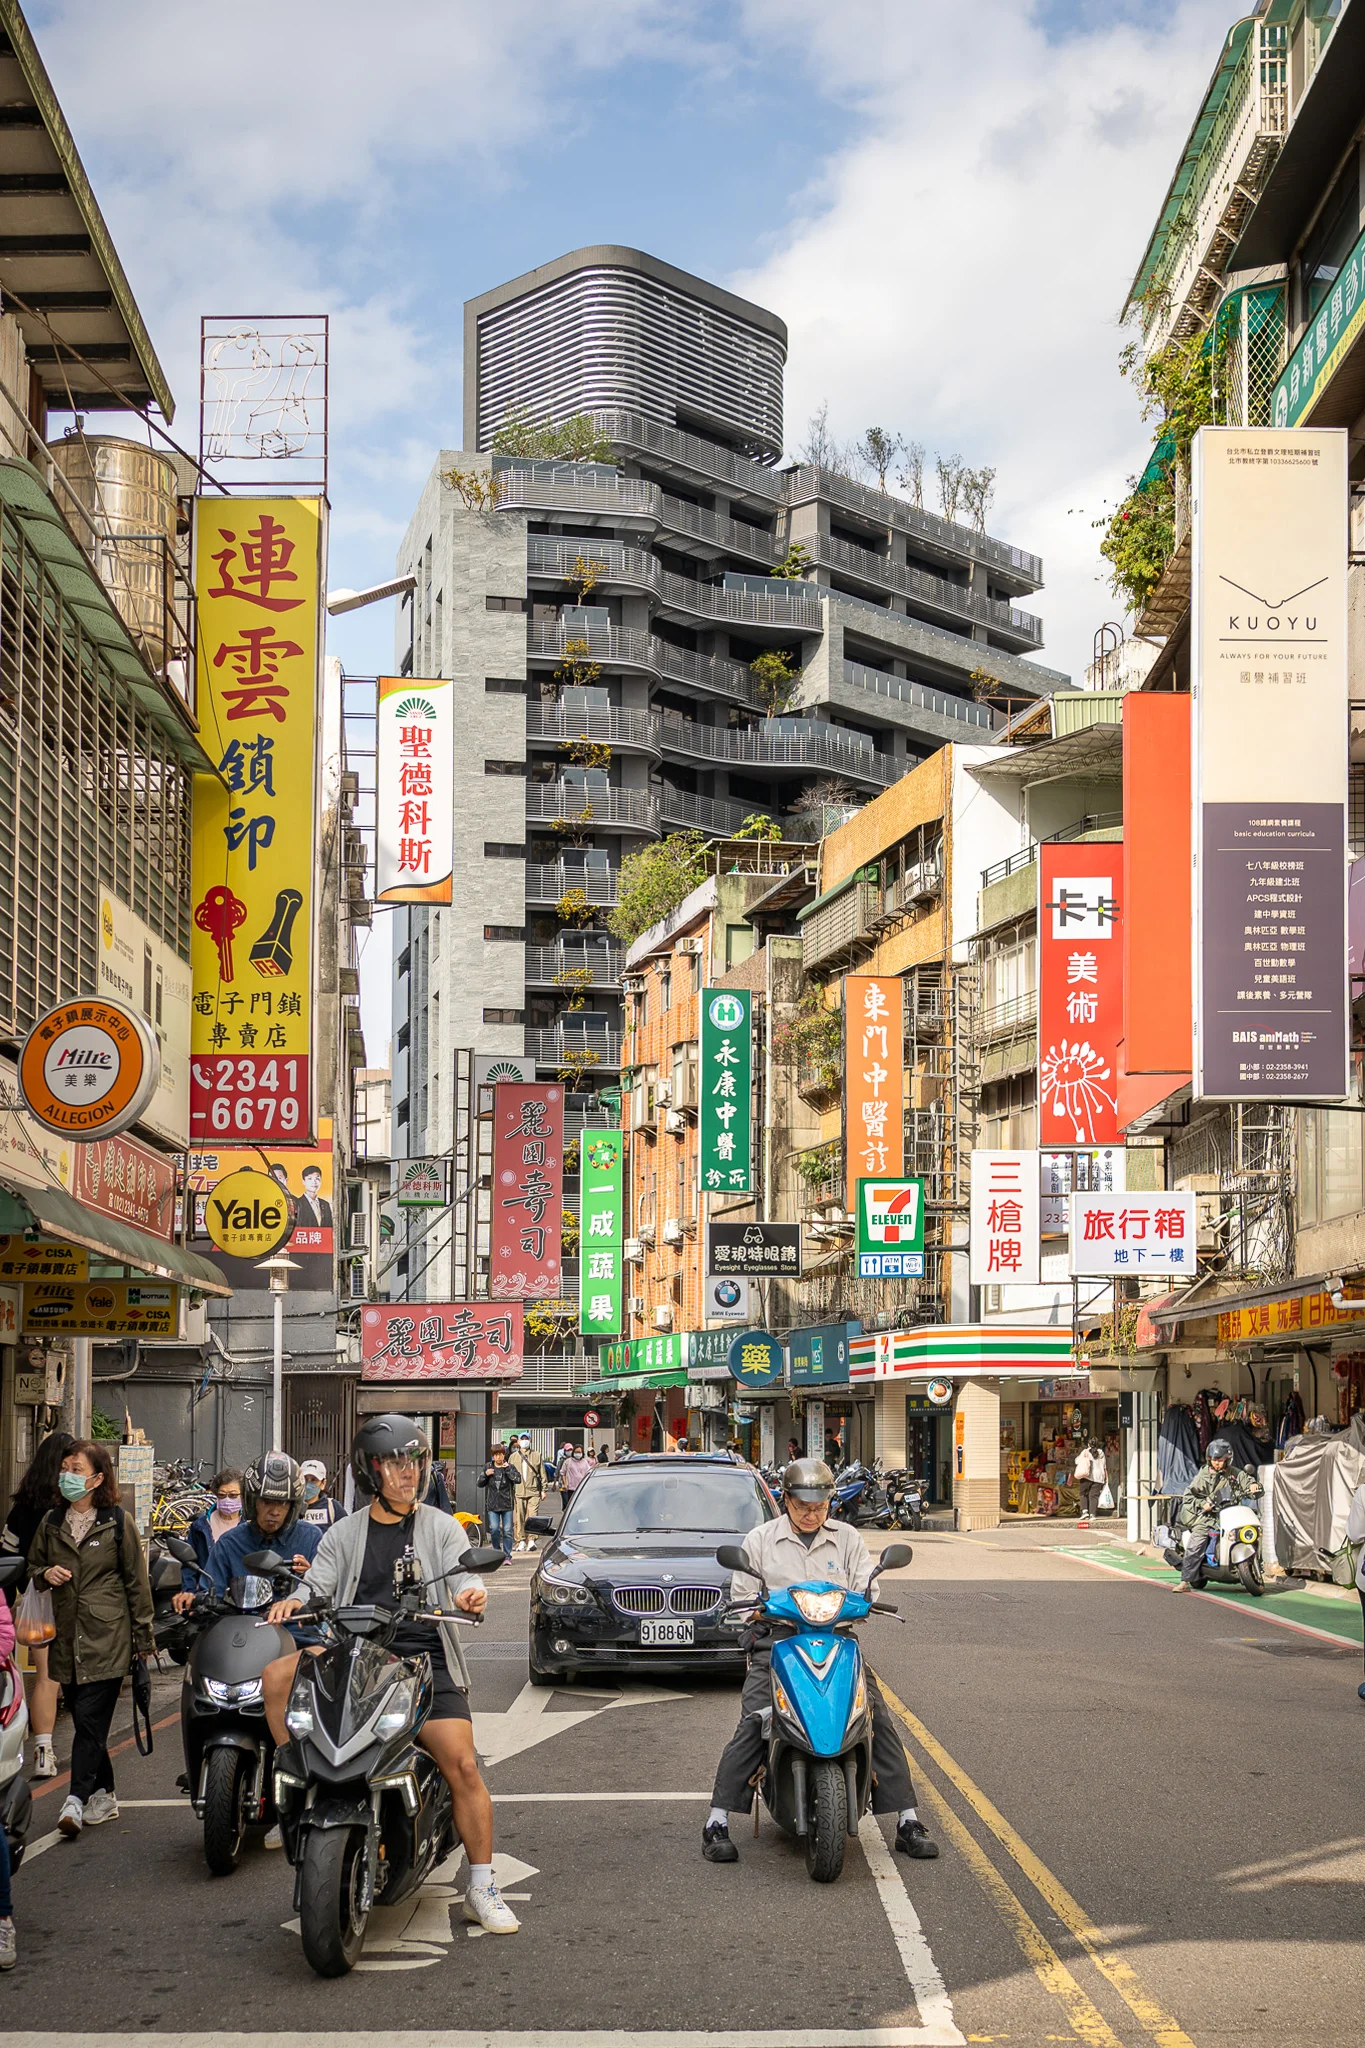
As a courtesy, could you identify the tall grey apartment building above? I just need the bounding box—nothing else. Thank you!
[390,245,1065,1297]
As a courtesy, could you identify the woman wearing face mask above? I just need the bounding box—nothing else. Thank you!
[1,1429,75,1779]
[298,1458,345,1528]
[26,1441,154,1838]
[172,1469,244,1616]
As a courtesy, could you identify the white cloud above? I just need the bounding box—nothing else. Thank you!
[728,0,1235,680]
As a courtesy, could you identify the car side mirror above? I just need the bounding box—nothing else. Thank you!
[164,1537,199,1567]
[877,1542,913,1573]
[526,1515,554,1534]
[463,1546,507,1573]
[715,1544,749,1573]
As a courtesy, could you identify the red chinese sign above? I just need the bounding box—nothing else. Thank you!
[1038,843,1122,1148]
[360,1302,523,1381]
[490,1083,564,1300]
[70,1133,177,1242]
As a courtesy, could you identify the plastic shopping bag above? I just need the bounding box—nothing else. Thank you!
[1097,1482,1115,1513]
[14,1580,56,1644]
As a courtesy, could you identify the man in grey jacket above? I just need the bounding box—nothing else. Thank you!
[262,1414,518,1935]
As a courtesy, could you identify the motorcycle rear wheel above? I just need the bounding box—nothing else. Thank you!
[299,1824,369,1976]
[1236,1558,1265,1596]
[804,1759,848,1883]
[202,1746,251,1876]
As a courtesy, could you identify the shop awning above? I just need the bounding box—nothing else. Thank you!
[576,1371,688,1395]
[0,1176,231,1295]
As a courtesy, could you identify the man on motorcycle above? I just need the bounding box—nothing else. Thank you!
[1177,1437,1262,1590]
[173,1452,321,1614]
[702,1457,938,1866]
[262,1415,518,1936]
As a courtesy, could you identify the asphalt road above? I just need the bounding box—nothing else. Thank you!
[7,1521,1365,2048]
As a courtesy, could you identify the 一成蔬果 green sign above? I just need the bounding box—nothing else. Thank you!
[578,1131,623,1338]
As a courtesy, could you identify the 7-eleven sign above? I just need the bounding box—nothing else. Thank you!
[857,1177,925,1278]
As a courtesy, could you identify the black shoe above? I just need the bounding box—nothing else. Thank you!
[895,1819,939,1860]
[702,1821,738,1863]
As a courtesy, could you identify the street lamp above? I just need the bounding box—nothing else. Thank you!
[325,574,416,616]
[256,1252,302,1453]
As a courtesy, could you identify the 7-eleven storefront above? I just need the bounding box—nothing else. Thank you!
[852,1325,1079,1530]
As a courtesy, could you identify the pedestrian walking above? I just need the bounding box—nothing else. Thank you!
[1073,1439,1108,1526]
[1346,1480,1365,1703]
[509,1434,547,1552]
[0,1584,18,1965]
[299,1458,346,1527]
[26,1440,154,1839]
[557,1443,595,1521]
[478,1444,517,1558]
[173,1468,243,1612]
[1,1429,74,1781]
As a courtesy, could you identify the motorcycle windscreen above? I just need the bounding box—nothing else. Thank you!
[770,1632,861,1756]
[307,1634,408,1746]
[228,1574,273,1612]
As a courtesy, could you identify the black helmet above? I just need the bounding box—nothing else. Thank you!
[782,1456,835,1503]
[351,1413,431,1509]
[1207,1437,1233,1465]
[243,1450,304,1533]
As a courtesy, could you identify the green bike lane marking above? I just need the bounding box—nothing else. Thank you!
[1055,1543,1364,1648]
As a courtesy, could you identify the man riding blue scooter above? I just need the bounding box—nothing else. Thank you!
[701,1457,938,1865]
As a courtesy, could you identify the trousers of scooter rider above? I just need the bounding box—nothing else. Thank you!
[711,1654,915,1816]
[1181,1526,1213,1585]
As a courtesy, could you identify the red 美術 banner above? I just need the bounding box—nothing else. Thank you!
[1038,842,1123,1148]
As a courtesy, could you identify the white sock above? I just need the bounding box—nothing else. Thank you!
[706,1806,728,1830]
[899,1807,919,1827]
[468,1861,494,1890]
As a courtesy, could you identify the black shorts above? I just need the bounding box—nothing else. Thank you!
[425,1661,472,1725]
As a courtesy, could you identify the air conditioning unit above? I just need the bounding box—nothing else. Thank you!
[627,1295,645,1315]
[348,1214,369,1250]
[655,1081,673,1107]
[638,1223,656,1246]
[905,861,941,903]
[664,1110,685,1135]
[623,1237,645,1263]
[662,1217,684,1245]
[653,1303,674,1330]
[676,937,704,956]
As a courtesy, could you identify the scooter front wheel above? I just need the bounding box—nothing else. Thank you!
[202,1746,250,1876]
[299,1824,369,1976]
[804,1759,848,1883]
[1236,1558,1265,1596]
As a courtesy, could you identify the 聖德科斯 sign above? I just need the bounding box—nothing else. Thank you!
[375,676,454,903]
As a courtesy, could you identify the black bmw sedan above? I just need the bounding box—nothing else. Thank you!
[527,1453,776,1684]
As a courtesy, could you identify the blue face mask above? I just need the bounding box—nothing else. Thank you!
[59,1470,91,1503]
[303,1480,321,1500]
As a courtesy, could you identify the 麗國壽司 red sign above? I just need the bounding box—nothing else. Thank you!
[360,1302,524,1380]
[490,1083,563,1300]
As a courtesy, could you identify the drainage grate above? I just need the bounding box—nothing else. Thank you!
[463,1642,530,1660]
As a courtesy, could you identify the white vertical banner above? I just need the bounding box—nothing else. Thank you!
[969,1149,1040,1287]
[376,674,454,903]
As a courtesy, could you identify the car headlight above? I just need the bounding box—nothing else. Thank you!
[792,1587,847,1625]
[204,1677,263,1705]
[538,1571,591,1605]
[374,1679,416,1739]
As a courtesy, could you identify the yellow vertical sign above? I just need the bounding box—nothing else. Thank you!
[190,496,322,1144]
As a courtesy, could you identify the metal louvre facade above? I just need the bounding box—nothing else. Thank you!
[474,264,786,463]
[0,498,193,1036]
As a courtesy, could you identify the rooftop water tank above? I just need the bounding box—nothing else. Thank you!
[47,433,178,670]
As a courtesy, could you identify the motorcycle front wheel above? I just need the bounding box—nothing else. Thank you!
[299,1824,369,1976]
[202,1746,251,1876]
[804,1759,848,1883]
[1236,1557,1265,1596]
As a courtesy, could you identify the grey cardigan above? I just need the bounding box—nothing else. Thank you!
[303,1502,482,1691]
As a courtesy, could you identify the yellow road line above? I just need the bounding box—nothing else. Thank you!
[912,1773,1123,2048]
[881,1679,1197,2048]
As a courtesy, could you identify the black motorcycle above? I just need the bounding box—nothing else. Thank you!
[167,1536,298,1875]
[829,1460,891,1528]
[883,1468,925,1531]
[149,1534,195,1665]
[266,1542,505,1977]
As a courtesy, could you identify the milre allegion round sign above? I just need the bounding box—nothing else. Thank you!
[19,998,160,1139]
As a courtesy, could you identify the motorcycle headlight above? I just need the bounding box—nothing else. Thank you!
[204,1677,264,1706]
[792,1587,847,1626]
[284,1668,315,1739]
[1238,1526,1258,1545]
[375,1678,416,1739]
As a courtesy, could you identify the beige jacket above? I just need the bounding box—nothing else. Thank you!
[731,1513,875,1607]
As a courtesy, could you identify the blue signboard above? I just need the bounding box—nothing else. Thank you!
[787,1320,858,1387]
[728,1328,784,1389]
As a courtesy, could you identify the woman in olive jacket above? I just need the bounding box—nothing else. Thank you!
[27,1439,154,1836]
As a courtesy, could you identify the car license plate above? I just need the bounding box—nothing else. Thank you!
[639,1617,694,1646]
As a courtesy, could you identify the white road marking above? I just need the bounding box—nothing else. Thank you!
[282,1849,541,1970]
[492,1791,711,1802]
[474,1680,687,1766]
[19,1827,63,1865]
[858,1815,964,2046]
[13,2033,967,2046]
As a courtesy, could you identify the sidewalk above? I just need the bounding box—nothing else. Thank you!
[1061,1536,1365,1648]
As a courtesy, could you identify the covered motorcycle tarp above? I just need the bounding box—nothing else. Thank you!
[1270,1412,1365,1574]
[1157,1404,1200,1496]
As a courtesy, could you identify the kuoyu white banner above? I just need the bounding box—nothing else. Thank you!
[376,675,454,904]
[1069,1191,1197,1278]
[1191,427,1349,1101]
[969,1149,1039,1287]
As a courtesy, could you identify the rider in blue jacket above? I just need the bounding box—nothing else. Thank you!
[204,1452,321,1612]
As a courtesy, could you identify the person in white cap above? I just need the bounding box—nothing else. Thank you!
[298,1458,345,1528]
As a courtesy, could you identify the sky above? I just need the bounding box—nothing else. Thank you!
[28,0,1236,1058]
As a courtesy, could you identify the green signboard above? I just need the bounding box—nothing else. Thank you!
[856,1175,925,1279]
[1273,219,1365,427]
[578,1130,624,1338]
[699,987,752,1193]
[601,1332,693,1379]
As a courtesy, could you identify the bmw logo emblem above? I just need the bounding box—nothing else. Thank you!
[662,1573,674,1584]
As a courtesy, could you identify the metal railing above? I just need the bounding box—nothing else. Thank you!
[525,862,620,904]
[516,1353,590,1394]
[656,713,893,783]
[801,877,885,973]
[657,787,758,835]
[492,466,780,562]
[813,533,1042,644]
[843,660,1000,731]
[526,1025,622,1066]
[657,567,823,630]
[591,409,785,502]
[981,845,1038,889]
[527,703,660,750]
[526,784,660,831]
[526,622,765,710]
[979,988,1038,1040]
[528,536,658,593]
[782,463,1042,585]
[1046,810,1124,844]
[525,943,624,984]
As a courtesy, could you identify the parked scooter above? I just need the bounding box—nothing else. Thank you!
[167,1536,298,1874]
[269,1541,506,1976]
[829,1461,891,1529]
[149,1534,194,1665]
[1158,1496,1265,1595]
[883,1469,924,1531]
[0,1559,32,1874]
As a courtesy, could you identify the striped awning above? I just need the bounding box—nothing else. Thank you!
[850,1324,1079,1381]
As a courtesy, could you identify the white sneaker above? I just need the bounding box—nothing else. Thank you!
[57,1795,83,1837]
[83,1789,119,1826]
[0,1917,14,1970]
[31,1738,57,1781]
[263,1824,283,1849]
[463,1880,520,1934]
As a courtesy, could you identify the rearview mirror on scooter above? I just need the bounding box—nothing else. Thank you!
[463,1546,507,1573]
[877,1542,913,1573]
[715,1543,749,1573]
[165,1537,200,1568]
[242,1549,288,1574]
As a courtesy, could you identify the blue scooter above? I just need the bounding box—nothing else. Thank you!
[715,1538,911,1883]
